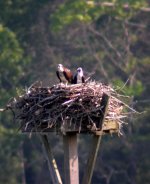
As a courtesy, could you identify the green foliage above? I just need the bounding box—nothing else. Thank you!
[0,25,23,62]
[0,126,23,184]
[51,1,91,31]
[0,24,23,105]
[0,23,26,184]
[0,0,149,183]
[113,78,144,96]
[51,0,148,31]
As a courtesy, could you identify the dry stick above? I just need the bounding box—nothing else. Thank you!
[41,135,62,184]
[82,93,109,184]
[10,82,128,133]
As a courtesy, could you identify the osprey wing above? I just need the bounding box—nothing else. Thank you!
[56,71,62,82]
[82,76,85,83]
[72,74,77,84]
[63,68,73,83]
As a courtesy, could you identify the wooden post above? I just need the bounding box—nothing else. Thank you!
[63,133,79,184]
[97,93,110,129]
[41,135,62,184]
[82,93,109,184]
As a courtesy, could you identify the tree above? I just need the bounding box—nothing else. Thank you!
[0,0,150,183]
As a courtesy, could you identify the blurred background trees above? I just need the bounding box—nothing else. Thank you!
[0,0,150,183]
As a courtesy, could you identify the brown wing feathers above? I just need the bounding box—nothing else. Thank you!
[56,71,62,82]
[56,65,85,84]
[63,68,73,83]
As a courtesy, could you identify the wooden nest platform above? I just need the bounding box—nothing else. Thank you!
[7,82,130,135]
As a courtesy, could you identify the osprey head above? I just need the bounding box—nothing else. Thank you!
[58,64,64,72]
[77,67,83,75]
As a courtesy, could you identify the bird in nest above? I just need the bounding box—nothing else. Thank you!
[72,67,85,84]
[56,64,73,85]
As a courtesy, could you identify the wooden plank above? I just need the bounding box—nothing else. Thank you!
[41,135,62,184]
[82,135,102,184]
[63,133,79,184]
[82,93,109,184]
[22,120,118,133]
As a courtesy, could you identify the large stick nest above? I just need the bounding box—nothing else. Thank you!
[6,82,133,135]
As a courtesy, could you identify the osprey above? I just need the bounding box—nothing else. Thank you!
[56,64,73,84]
[73,67,85,84]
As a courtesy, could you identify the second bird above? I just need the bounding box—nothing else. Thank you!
[73,67,85,84]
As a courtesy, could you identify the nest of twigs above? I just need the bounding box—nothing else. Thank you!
[6,81,133,135]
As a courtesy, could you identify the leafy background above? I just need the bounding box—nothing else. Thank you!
[0,0,150,183]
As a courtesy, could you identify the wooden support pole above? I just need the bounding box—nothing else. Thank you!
[82,93,109,184]
[63,133,79,184]
[97,93,110,129]
[41,135,62,184]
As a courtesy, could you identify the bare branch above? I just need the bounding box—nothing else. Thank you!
[87,1,150,12]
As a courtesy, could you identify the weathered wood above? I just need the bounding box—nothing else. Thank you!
[82,93,109,184]
[22,120,119,133]
[97,93,110,129]
[41,135,62,184]
[63,133,79,184]
[82,135,102,184]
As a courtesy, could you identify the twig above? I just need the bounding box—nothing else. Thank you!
[5,81,134,134]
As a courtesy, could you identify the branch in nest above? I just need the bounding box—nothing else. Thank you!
[5,81,136,135]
